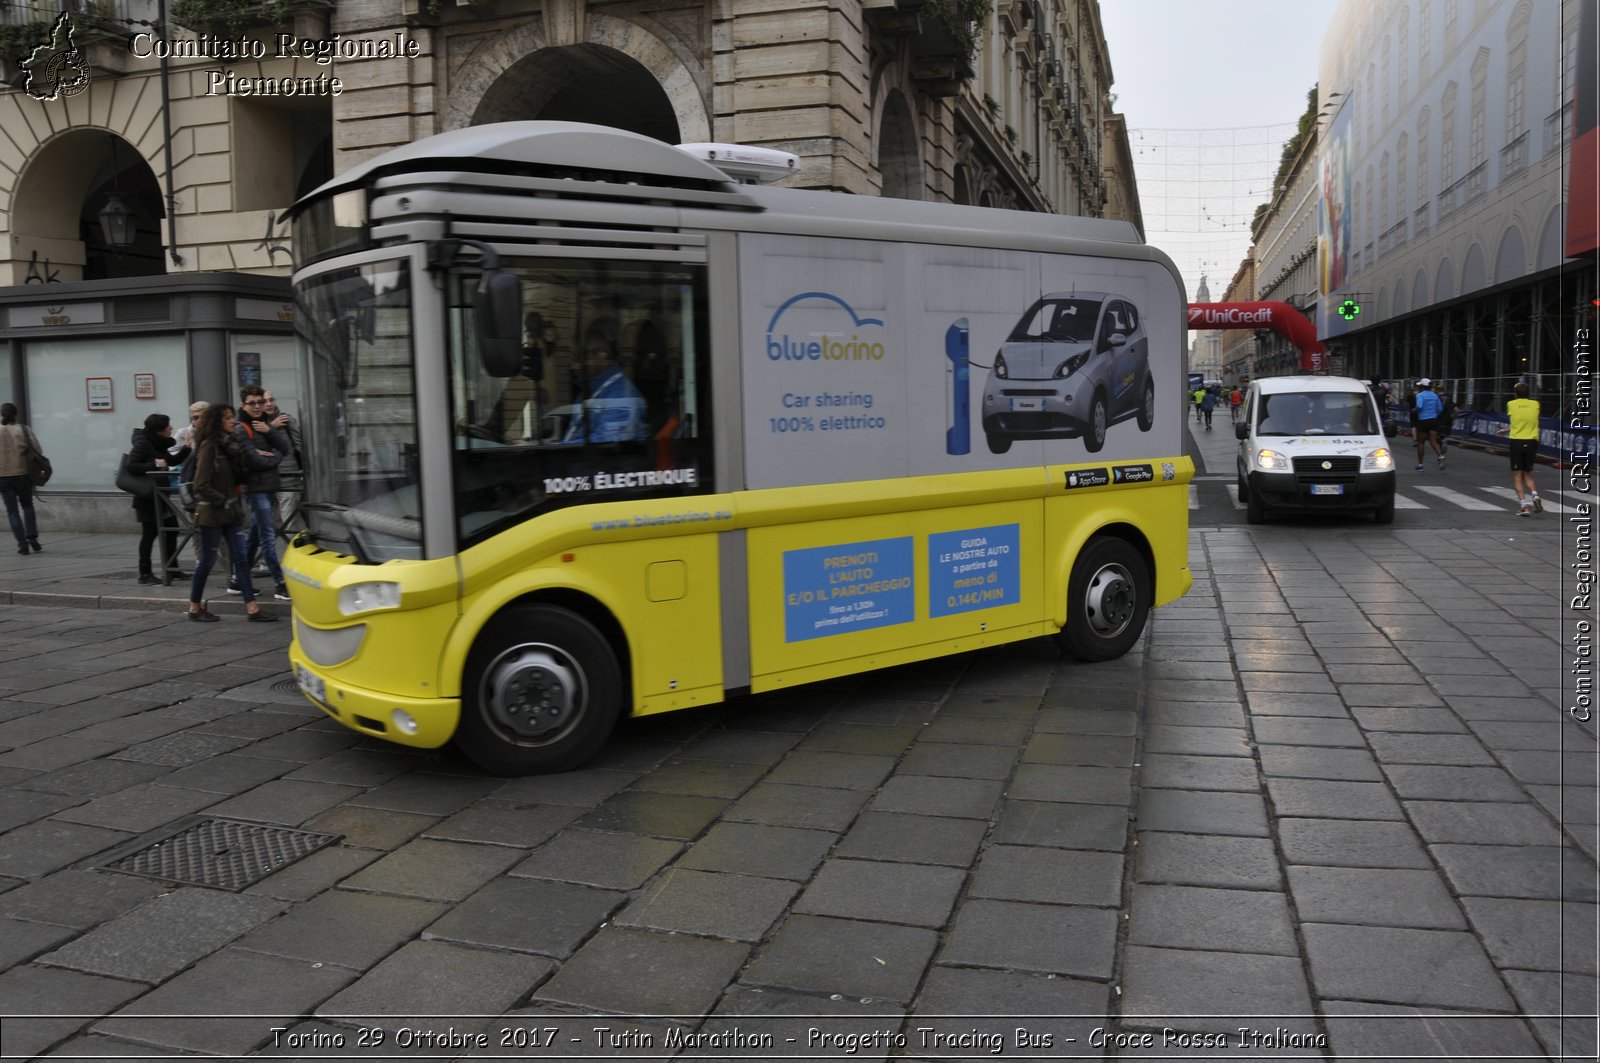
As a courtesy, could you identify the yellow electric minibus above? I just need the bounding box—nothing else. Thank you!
[283,122,1193,774]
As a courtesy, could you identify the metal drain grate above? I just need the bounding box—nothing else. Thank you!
[99,818,339,891]
[271,678,302,695]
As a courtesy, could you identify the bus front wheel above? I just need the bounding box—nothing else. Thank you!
[1058,536,1150,662]
[458,604,623,775]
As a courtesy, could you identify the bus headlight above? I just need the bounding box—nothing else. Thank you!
[1255,449,1289,471]
[1365,447,1394,470]
[338,581,402,616]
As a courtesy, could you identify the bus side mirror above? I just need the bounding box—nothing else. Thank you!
[476,271,523,377]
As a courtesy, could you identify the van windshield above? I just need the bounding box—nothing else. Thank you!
[1256,391,1378,436]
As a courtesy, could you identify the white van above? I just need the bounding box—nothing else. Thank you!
[1235,375,1398,524]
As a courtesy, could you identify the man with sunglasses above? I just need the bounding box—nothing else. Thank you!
[229,385,291,600]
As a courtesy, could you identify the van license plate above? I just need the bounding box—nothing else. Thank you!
[295,663,326,703]
[1311,484,1344,496]
[1011,398,1043,411]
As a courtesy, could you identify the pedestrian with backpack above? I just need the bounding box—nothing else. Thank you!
[187,403,277,623]
[230,385,292,602]
[0,402,42,555]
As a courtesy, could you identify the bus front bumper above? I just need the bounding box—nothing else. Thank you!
[288,647,460,749]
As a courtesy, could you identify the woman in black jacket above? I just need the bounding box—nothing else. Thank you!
[187,403,276,622]
[128,413,189,585]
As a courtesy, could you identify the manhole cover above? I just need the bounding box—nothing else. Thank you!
[271,678,302,695]
[98,818,339,891]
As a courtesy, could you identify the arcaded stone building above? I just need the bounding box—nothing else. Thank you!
[0,0,1132,523]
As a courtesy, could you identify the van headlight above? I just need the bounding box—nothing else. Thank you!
[1365,447,1394,470]
[1255,449,1289,471]
[338,581,401,616]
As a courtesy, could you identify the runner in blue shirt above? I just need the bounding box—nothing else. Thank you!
[1412,378,1445,470]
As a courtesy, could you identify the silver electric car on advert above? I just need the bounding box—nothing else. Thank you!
[981,291,1155,454]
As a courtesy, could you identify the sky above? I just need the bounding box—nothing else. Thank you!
[1097,2,1341,301]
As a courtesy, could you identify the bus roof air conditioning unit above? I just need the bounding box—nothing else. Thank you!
[675,143,799,184]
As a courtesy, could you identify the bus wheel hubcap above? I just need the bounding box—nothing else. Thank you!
[1085,563,1135,638]
[484,645,582,740]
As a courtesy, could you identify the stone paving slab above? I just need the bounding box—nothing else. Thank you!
[0,522,1594,1058]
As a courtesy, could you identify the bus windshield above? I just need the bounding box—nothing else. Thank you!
[295,259,423,561]
[448,257,711,548]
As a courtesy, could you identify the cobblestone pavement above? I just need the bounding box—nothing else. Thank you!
[0,437,1595,1060]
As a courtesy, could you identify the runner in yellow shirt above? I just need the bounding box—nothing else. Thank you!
[1506,381,1542,516]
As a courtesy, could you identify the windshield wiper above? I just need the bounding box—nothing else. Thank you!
[298,502,374,564]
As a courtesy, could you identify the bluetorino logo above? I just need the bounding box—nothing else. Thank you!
[766,292,886,363]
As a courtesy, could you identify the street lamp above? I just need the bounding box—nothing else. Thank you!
[97,136,137,250]
[98,193,137,249]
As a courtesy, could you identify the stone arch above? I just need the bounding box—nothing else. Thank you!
[1435,256,1455,302]
[9,127,165,283]
[1393,279,1408,316]
[1412,269,1429,309]
[1536,204,1566,269]
[953,164,971,205]
[1460,242,1486,293]
[443,13,710,143]
[1494,225,1528,283]
[876,89,922,200]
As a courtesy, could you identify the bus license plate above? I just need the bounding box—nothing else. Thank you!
[1011,398,1044,411]
[1311,484,1344,495]
[295,663,326,703]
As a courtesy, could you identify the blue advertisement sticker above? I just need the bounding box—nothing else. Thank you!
[928,524,1021,618]
[783,537,914,642]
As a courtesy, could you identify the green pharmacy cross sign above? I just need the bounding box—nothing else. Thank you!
[1337,298,1362,321]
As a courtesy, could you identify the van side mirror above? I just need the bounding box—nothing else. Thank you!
[1234,422,1249,440]
[475,271,523,378]
[1384,420,1398,438]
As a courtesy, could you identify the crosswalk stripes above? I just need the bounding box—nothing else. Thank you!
[1412,485,1504,510]
[1480,486,1581,514]
[1187,479,1589,514]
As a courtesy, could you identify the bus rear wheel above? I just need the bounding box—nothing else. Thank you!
[1058,536,1150,662]
[457,604,622,775]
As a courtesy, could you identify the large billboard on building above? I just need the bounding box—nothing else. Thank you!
[1317,96,1354,339]
[1567,0,1598,258]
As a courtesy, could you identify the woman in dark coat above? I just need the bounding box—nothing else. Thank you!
[187,403,276,623]
[128,413,189,584]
